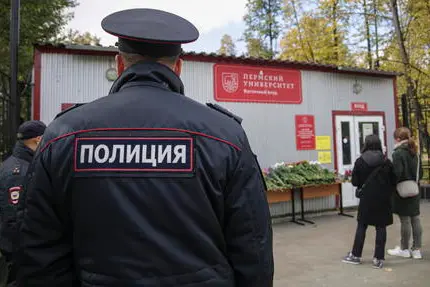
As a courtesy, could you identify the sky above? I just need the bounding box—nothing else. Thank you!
[65,0,248,54]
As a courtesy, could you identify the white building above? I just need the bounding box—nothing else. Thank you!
[32,44,399,215]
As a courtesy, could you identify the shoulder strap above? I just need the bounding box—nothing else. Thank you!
[361,161,385,189]
[54,103,87,120]
[206,103,243,125]
[416,153,420,183]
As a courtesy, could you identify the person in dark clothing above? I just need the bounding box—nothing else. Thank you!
[387,127,423,259]
[342,135,396,269]
[0,121,46,285]
[16,8,274,287]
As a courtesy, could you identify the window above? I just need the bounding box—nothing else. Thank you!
[358,122,380,152]
[341,121,352,165]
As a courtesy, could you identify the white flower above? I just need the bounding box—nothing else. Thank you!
[273,161,285,168]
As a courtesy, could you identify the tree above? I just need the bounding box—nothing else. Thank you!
[283,0,314,61]
[317,0,352,65]
[217,34,236,56]
[279,14,351,65]
[0,0,78,155]
[346,0,393,70]
[0,0,78,107]
[243,0,283,59]
[55,29,101,46]
[386,0,430,150]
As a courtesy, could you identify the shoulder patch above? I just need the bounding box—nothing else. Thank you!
[8,186,22,205]
[54,103,87,120]
[206,103,242,125]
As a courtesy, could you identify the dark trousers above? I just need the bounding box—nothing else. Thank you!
[352,223,387,260]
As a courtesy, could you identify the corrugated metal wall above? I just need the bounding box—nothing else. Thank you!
[38,53,396,215]
[40,53,115,124]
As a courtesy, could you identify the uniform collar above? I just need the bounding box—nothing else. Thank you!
[12,141,34,163]
[108,61,184,95]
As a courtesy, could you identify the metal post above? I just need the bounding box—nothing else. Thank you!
[9,0,20,147]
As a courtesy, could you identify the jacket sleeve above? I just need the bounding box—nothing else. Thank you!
[223,136,274,287]
[392,151,404,182]
[351,158,361,187]
[388,160,398,188]
[16,143,77,287]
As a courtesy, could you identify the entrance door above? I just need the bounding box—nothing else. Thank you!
[335,114,386,207]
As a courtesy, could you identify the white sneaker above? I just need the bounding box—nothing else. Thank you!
[411,249,423,259]
[387,246,411,258]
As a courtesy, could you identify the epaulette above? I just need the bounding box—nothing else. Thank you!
[206,103,243,125]
[54,103,87,120]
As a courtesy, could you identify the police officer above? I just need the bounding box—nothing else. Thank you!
[0,120,46,285]
[17,8,273,287]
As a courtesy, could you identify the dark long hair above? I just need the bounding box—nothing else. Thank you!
[361,134,383,153]
[393,127,418,155]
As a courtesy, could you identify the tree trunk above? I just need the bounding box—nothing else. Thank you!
[363,0,373,69]
[332,0,339,63]
[373,0,380,68]
[268,0,274,59]
[390,0,429,149]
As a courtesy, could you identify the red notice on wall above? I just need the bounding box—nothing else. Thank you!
[295,115,316,150]
[213,64,302,104]
[61,103,76,111]
[351,102,368,112]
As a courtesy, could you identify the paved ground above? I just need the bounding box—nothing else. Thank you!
[272,201,430,287]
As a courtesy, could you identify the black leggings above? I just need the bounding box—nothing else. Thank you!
[352,223,387,260]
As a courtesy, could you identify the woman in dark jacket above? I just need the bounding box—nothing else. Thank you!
[387,127,423,259]
[343,135,396,269]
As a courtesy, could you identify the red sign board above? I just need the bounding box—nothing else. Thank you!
[213,64,302,104]
[351,102,368,111]
[295,115,316,150]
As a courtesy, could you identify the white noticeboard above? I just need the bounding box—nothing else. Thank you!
[362,123,373,143]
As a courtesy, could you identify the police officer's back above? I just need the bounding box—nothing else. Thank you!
[18,9,274,287]
[0,121,46,284]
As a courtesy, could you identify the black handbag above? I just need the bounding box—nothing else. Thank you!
[355,163,385,198]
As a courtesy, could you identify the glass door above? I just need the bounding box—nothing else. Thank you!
[334,114,386,207]
[335,115,360,207]
[354,116,386,155]
[335,116,357,176]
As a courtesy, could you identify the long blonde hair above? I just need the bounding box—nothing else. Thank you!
[393,127,418,155]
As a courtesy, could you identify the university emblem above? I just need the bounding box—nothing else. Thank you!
[222,72,239,93]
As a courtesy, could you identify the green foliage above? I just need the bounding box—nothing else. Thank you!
[280,14,351,65]
[263,161,337,190]
[245,37,273,59]
[54,29,101,46]
[243,0,284,59]
[217,34,236,56]
[0,0,78,97]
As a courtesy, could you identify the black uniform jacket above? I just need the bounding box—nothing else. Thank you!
[17,62,274,287]
[0,142,34,255]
